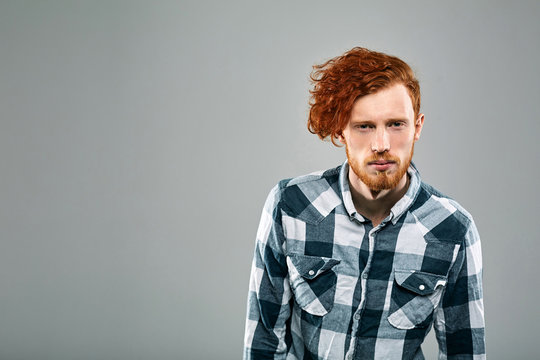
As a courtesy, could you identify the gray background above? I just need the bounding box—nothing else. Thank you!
[1,0,538,359]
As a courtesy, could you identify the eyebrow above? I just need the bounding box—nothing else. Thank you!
[350,118,410,124]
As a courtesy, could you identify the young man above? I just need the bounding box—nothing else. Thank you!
[244,47,485,359]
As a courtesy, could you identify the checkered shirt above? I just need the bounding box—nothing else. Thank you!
[244,161,485,359]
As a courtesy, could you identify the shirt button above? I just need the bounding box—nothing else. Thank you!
[348,354,354,360]
[308,270,315,276]
[419,284,425,291]
[354,313,360,320]
[362,273,368,279]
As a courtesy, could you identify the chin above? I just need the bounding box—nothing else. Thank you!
[361,171,403,191]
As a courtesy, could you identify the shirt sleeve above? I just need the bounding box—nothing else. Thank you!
[243,184,292,360]
[433,219,486,359]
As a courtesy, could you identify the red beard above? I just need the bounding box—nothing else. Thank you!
[346,144,414,192]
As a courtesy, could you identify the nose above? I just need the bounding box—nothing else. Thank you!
[371,128,390,153]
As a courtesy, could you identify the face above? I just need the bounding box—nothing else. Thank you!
[339,83,424,192]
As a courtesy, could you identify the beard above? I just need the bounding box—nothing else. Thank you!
[346,143,414,192]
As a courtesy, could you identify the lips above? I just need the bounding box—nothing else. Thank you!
[368,160,395,171]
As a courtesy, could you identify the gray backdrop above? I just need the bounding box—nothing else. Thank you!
[1,1,538,359]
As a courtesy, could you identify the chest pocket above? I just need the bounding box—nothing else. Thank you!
[387,270,447,329]
[286,254,340,316]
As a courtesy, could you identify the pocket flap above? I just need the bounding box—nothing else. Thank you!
[394,270,447,296]
[287,254,340,280]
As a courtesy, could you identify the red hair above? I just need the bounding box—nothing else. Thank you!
[307,47,421,146]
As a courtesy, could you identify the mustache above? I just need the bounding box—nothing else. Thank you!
[364,153,401,165]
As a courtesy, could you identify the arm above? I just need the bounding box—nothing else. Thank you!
[434,220,486,359]
[243,185,292,360]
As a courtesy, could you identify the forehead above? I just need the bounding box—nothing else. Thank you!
[350,83,414,121]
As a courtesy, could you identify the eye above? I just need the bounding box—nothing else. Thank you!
[389,121,404,128]
[354,124,373,130]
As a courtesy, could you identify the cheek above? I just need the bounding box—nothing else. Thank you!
[347,141,371,155]
[391,133,415,148]
[347,133,371,148]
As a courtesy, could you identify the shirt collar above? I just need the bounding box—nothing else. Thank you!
[339,160,421,225]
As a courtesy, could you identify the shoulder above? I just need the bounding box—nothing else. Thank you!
[265,164,343,223]
[275,164,341,189]
[410,180,476,242]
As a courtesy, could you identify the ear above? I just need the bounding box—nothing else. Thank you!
[414,113,425,141]
[337,133,346,145]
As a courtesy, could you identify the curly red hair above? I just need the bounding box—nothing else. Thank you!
[307,47,421,146]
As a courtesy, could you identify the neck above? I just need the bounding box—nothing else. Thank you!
[348,170,410,226]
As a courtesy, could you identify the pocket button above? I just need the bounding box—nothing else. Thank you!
[419,284,425,291]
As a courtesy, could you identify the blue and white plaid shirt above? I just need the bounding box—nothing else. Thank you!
[244,161,485,359]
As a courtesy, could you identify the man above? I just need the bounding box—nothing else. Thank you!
[244,47,485,359]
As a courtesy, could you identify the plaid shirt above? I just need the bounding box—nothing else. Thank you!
[244,161,485,359]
